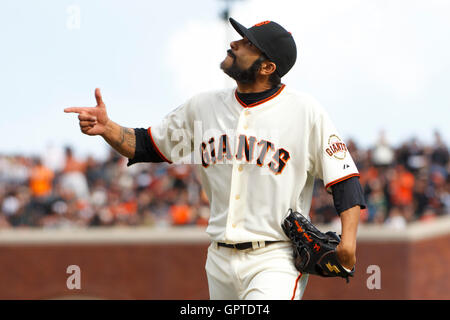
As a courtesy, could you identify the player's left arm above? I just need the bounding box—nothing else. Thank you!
[336,205,360,270]
[308,106,366,270]
[330,176,366,270]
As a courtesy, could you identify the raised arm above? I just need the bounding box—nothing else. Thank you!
[64,88,136,159]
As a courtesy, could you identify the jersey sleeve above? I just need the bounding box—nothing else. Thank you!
[309,108,360,193]
[148,100,195,164]
[127,128,166,166]
[331,176,367,214]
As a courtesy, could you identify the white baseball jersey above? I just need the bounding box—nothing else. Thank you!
[149,84,359,243]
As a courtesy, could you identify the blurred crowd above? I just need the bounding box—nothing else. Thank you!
[0,130,449,229]
[0,146,209,229]
[310,130,450,228]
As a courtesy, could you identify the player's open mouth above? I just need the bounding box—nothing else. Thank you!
[227,50,236,59]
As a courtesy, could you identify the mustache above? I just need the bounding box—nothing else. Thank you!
[227,49,236,59]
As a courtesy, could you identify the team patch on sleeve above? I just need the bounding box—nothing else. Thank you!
[325,135,348,160]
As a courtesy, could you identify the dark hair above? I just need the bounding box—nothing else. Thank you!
[258,54,281,87]
[268,70,281,87]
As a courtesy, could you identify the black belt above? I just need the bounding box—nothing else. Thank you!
[217,241,280,250]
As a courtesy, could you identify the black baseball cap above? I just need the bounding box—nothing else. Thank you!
[229,17,297,78]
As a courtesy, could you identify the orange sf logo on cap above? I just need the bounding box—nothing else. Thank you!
[253,21,271,27]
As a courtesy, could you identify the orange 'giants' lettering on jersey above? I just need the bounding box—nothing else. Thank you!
[325,134,347,160]
[200,134,291,175]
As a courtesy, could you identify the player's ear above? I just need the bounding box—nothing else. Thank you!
[260,61,277,77]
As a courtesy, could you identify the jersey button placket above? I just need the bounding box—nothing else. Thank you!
[235,107,249,207]
[227,107,250,237]
[242,108,250,136]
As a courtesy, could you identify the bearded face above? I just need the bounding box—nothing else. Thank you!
[220,49,265,84]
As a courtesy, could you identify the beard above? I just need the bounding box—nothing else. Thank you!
[220,50,264,84]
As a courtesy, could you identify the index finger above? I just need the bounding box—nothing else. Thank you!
[64,107,89,114]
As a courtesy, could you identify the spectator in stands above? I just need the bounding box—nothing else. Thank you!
[430,130,449,179]
[365,177,388,223]
[384,206,407,229]
[428,170,447,215]
[42,142,65,174]
[405,138,427,173]
[60,146,89,199]
[24,157,55,225]
[1,190,18,228]
[371,130,395,168]
[413,176,430,219]
[441,178,450,215]
[389,164,415,209]
[29,157,54,198]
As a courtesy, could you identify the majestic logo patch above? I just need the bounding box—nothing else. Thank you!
[325,135,347,160]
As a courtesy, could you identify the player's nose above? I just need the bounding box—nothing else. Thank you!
[230,40,238,51]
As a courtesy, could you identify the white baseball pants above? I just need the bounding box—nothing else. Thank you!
[205,241,309,300]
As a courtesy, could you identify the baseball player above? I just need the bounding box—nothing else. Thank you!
[65,18,366,299]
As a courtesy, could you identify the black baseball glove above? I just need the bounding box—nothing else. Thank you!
[281,209,354,283]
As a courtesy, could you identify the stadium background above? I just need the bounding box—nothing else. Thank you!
[0,0,449,299]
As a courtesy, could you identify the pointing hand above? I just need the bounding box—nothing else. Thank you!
[64,88,110,136]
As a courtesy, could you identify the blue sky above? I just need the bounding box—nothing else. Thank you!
[1,0,449,160]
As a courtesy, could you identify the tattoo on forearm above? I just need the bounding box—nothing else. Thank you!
[115,127,135,150]
[115,127,125,148]
[125,128,136,149]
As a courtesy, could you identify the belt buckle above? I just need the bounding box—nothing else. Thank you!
[252,241,265,249]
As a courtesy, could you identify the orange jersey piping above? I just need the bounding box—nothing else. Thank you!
[291,273,302,300]
[325,173,360,190]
